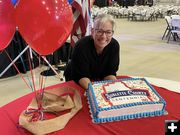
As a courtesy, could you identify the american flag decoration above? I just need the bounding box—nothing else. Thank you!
[70,0,91,46]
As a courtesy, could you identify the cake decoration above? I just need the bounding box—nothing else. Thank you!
[87,78,166,123]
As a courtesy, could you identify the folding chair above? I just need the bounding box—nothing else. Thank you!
[167,18,180,43]
[162,16,172,40]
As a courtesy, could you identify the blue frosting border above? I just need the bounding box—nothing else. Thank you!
[87,77,166,123]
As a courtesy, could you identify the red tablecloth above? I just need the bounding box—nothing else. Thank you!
[1,79,180,135]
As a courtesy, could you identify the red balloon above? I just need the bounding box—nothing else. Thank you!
[15,0,73,55]
[0,0,16,51]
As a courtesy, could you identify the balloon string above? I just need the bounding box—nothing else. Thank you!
[25,107,44,122]
[36,58,46,110]
[39,61,48,108]
[41,75,47,102]
[39,74,43,91]
[39,74,44,98]
[27,50,39,107]
[19,54,27,74]
[37,73,46,111]
[4,50,32,90]
[27,52,43,111]
[27,50,36,91]
[19,52,34,91]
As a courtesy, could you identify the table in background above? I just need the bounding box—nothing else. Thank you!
[0,77,180,135]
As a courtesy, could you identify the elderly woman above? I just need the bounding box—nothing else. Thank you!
[64,14,120,90]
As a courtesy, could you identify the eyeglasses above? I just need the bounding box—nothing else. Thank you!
[95,29,114,37]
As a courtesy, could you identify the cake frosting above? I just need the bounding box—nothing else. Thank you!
[87,78,166,123]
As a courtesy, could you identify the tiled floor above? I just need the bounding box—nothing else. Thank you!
[0,18,180,106]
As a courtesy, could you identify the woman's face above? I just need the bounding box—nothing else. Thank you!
[92,21,113,53]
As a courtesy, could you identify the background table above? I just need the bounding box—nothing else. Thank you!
[1,77,180,135]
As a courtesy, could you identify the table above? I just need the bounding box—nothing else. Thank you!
[1,77,180,135]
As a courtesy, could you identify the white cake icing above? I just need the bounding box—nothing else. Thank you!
[87,78,166,123]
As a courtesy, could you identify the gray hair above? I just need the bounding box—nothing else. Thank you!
[93,14,115,30]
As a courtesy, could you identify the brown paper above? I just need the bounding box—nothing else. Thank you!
[19,86,82,135]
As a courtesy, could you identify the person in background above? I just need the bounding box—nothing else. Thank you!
[64,14,120,90]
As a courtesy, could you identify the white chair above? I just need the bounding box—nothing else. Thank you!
[167,18,180,43]
[162,16,172,40]
[171,14,180,19]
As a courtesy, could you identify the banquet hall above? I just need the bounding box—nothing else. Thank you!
[0,0,180,135]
